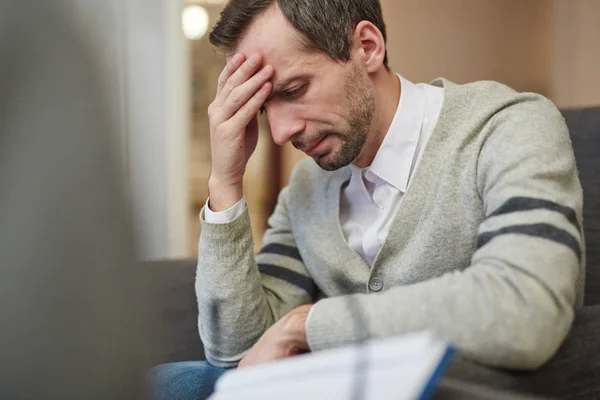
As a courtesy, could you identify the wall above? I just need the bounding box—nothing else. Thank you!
[69,0,190,260]
[552,0,600,108]
[381,0,552,93]
[125,0,190,260]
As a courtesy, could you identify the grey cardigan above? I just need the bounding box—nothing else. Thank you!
[197,78,585,371]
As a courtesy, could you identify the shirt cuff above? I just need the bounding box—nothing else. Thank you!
[203,197,247,224]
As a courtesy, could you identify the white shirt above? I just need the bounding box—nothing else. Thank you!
[206,75,444,267]
[339,75,444,266]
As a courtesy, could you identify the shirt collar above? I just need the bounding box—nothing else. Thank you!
[364,74,426,192]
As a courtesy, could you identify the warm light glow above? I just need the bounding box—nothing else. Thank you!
[182,5,209,40]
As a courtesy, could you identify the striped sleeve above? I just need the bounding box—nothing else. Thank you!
[196,186,315,367]
[469,96,585,366]
[475,97,585,308]
[255,188,318,309]
[478,197,582,263]
[257,243,317,297]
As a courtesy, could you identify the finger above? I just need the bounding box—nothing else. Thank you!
[218,65,274,121]
[214,53,264,106]
[216,53,245,95]
[228,81,272,128]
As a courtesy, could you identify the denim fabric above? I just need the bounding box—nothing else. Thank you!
[149,361,229,400]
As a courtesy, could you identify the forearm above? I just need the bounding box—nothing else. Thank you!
[197,207,275,367]
[307,189,582,371]
[197,192,315,367]
[307,258,576,370]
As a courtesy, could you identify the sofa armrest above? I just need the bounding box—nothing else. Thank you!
[144,260,205,365]
[530,304,600,397]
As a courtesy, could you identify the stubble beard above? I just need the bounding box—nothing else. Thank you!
[300,66,376,172]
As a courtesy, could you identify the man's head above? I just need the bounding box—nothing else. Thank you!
[210,0,391,170]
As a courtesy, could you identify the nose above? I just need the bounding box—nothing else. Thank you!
[265,104,305,146]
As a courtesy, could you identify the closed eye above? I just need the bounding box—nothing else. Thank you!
[282,85,307,99]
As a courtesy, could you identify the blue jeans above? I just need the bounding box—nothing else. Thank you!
[148,361,229,400]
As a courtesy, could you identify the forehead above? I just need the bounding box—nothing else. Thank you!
[233,5,325,79]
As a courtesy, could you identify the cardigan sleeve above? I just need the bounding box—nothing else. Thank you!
[197,186,316,367]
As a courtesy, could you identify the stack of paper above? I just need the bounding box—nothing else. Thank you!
[209,330,454,400]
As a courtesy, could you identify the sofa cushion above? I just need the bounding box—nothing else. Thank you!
[533,304,600,398]
[562,107,600,306]
[439,305,600,398]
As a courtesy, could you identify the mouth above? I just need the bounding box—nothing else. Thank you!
[302,137,327,156]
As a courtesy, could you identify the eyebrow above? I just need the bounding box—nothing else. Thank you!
[266,74,310,101]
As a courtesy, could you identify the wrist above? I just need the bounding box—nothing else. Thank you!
[281,305,312,349]
[207,177,243,212]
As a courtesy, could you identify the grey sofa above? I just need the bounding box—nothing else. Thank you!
[146,107,600,399]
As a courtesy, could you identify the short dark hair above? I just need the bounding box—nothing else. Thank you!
[209,0,389,68]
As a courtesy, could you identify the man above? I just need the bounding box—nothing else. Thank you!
[151,0,584,398]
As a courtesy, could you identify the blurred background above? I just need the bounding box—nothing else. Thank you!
[88,0,600,260]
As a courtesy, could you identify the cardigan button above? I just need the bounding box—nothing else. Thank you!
[369,277,383,292]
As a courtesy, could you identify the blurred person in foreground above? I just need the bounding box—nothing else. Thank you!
[0,2,148,399]
[151,0,584,398]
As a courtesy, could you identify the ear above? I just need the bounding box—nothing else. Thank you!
[351,21,387,73]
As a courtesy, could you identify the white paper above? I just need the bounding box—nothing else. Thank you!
[209,330,452,400]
